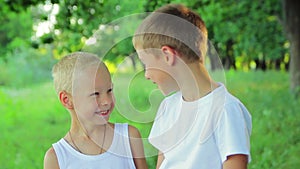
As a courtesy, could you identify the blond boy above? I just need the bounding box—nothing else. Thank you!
[44,52,148,169]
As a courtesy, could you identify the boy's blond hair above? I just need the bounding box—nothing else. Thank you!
[52,52,102,94]
[133,4,208,62]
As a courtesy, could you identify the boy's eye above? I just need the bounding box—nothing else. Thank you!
[108,88,113,93]
[90,92,100,96]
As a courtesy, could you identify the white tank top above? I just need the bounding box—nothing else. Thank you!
[53,123,136,169]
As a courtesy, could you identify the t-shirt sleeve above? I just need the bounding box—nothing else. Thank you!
[215,102,252,163]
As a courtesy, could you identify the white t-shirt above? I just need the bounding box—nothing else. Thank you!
[149,84,252,169]
[53,123,136,169]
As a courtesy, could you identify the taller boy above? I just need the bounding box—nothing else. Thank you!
[133,4,251,169]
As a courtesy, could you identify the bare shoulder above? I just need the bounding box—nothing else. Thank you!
[44,147,59,169]
[128,125,142,138]
[127,125,148,169]
[127,125,143,152]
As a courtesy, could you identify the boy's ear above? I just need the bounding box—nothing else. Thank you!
[59,91,74,109]
[161,45,177,66]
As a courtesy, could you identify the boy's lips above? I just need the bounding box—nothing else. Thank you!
[95,110,110,116]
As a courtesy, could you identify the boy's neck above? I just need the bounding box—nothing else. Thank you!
[177,61,219,102]
[69,114,108,138]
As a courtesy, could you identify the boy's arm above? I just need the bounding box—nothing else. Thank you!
[128,125,149,169]
[43,147,60,169]
[223,154,248,169]
[156,151,165,169]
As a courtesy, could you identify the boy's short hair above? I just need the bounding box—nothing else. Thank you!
[52,52,101,94]
[133,4,208,62]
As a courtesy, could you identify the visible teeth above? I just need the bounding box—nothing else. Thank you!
[97,110,109,115]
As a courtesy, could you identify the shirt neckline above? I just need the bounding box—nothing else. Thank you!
[180,83,225,105]
[61,124,118,160]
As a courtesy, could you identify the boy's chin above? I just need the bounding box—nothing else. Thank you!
[97,120,109,125]
[97,116,110,125]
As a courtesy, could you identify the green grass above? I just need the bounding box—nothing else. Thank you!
[225,70,300,168]
[0,70,299,169]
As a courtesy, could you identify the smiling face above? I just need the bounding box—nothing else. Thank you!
[72,63,114,125]
[136,48,179,96]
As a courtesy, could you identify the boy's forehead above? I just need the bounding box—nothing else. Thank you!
[74,64,109,81]
[137,50,151,62]
[73,67,111,92]
[137,48,163,63]
[137,48,160,55]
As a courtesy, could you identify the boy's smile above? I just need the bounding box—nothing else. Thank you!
[95,109,110,117]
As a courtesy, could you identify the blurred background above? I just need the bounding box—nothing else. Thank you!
[0,0,299,168]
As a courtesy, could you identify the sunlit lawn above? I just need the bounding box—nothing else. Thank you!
[0,70,299,169]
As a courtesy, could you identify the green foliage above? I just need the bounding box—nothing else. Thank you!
[2,0,289,71]
[1,71,300,168]
[0,3,33,58]
[4,0,41,12]
[0,46,56,87]
[52,0,145,54]
[194,0,287,69]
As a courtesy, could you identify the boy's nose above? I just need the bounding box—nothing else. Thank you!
[99,95,112,106]
[144,70,150,80]
[145,74,150,80]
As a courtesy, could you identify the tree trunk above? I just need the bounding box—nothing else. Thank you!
[282,0,300,96]
[289,36,300,96]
